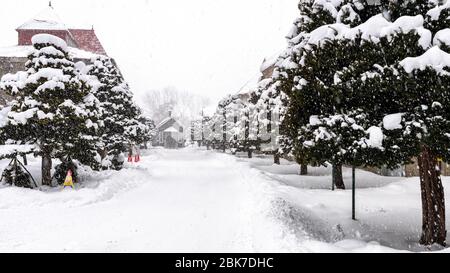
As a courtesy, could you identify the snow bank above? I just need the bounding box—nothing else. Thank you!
[31,34,68,52]
[400,46,450,74]
[1,148,449,252]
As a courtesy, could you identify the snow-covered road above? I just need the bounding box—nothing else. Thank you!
[2,147,448,252]
[0,148,304,252]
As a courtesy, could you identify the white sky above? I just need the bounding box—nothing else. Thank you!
[0,0,299,104]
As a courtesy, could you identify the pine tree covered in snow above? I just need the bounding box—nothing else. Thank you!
[0,34,103,186]
[354,0,450,246]
[272,0,380,179]
[86,57,151,170]
[274,0,450,245]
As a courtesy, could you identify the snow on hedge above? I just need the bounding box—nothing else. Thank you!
[313,0,342,18]
[400,46,450,74]
[305,14,431,49]
[0,144,37,156]
[427,1,450,21]
[31,34,68,52]
[0,71,28,94]
[383,113,404,130]
[433,29,450,47]
[366,126,383,148]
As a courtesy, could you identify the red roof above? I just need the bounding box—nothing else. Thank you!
[69,29,107,55]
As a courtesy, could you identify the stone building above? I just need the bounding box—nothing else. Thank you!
[0,3,111,105]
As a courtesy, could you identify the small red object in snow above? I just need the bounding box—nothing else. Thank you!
[135,155,140,162]
[128,155,133,162]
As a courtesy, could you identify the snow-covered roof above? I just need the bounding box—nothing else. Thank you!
[0,45,102,59]
[157,117,173,128]
[164,126,180,133]
[69,29,107,55]
[17,6,67,31]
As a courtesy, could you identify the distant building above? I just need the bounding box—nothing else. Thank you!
[153,112,185,149]
[16,2,106,54]
[0,3,113,105]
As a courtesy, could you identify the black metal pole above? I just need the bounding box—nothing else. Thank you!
[352,166,356,220]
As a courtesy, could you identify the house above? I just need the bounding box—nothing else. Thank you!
[153,112,185,149]
[0,3,113,105]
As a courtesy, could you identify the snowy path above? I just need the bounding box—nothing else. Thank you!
[3,148,448,252]
[0,148,304,252]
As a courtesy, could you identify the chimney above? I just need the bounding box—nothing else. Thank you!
[168,110,172,118]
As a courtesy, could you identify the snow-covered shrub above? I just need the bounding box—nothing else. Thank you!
[1,159,36,189]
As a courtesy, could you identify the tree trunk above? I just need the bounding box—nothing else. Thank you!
[22,155,28,166]
[333,163,345,190]
[41,151,52,186]
[274,153,280,165]
[100,148,108,160]
[418,145,446,246]
[248,149,252,158]
[300,164,308,175]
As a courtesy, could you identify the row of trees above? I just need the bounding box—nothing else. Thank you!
[0,34,154,187]
[201,0,450,246]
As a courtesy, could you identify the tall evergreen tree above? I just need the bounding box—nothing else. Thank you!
[86,57,148,170]
[0,34,102,186]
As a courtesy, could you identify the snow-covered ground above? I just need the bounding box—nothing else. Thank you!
[0,147,449,252]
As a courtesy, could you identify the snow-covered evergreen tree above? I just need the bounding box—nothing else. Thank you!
[86,57,150,170]
[298,0,449,245]
[0,34,103,186]
[272,0,380,178]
